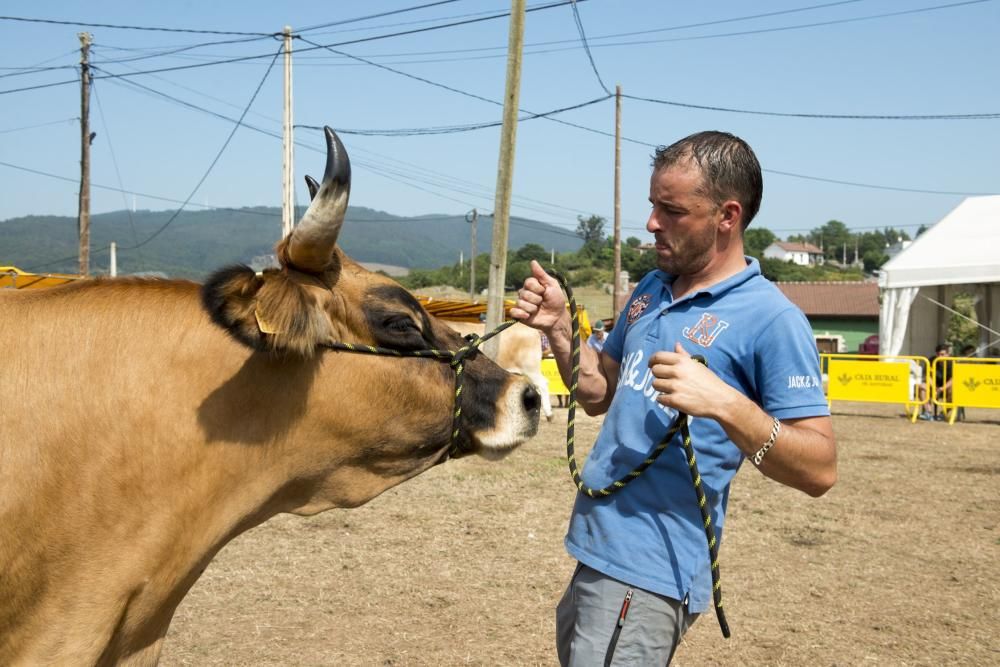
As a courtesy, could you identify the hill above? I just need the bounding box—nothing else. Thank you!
[0,206,583,279]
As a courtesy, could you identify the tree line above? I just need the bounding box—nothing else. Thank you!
[399,215,922,292]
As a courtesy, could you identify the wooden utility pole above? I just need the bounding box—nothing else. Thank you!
[612,84,622,317]
[466,208,478,302]
[281,26,295,239]
[484,0,525,358]
[77,32,92,277]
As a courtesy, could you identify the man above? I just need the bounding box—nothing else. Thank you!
[511,131,837,665]
[587,319,607,353]
[931,343,954,420]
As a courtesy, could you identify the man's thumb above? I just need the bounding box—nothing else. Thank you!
[530,259,553,284]
[674,341,691,357]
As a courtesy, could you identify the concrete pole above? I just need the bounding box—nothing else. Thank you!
[78,32,92,277]
[110,242,117,277]
[467,208,478,302]
[484,0,525,359]
[612,84,622,317]
[281,26,295,239]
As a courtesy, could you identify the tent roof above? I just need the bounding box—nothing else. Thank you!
[0,266,81,290]
[879,195,1000,288]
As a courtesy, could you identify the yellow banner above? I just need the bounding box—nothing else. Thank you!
[541,358,569,396]
[827,359,910,403]
[952,362,1000,408]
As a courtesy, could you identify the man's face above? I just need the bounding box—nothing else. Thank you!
[645,160,722,276]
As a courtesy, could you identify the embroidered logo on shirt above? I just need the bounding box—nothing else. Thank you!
[626,294,651,325]
[682,312,730,348]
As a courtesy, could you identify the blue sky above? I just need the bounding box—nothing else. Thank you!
[2,0,998,251]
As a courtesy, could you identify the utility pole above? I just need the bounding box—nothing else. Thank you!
[484,0,525,359]
[77,32,92,277]
[466,208,478,302]
[110,241,117,277]
[612,83,622,317]
[281,25,295,239]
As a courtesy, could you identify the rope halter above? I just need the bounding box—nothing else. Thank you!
[320,319,517,458]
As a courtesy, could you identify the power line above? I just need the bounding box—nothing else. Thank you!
[580,0,995,49]
[0,64,77,80]
[297,95,610,136]
[0,14,274,36]
[120,46,282,250]
[569,0,610,95]
[0,1,575,96]
[0,158,281,216]
[622,93,1000,121]
[0,117,77,134]
[297,0,466,32]
[91,80,145,269]
[90,35,274,66]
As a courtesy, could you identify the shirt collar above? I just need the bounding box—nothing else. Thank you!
[656,256,762,305]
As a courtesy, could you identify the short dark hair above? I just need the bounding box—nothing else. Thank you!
[651,131,763,229]
[935,343,951,354]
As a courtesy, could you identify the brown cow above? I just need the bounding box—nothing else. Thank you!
[446,320,554,422]
[0,128,540,665]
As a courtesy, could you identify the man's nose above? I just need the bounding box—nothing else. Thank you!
[646,211,660,232]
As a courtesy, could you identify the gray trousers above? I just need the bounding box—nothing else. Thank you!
[556,563,699,666]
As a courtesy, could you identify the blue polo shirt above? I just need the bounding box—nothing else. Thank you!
[564,258,829,613]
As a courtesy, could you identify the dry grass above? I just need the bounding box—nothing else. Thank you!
[163,403,1000,666]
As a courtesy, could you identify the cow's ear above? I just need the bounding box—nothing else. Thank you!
[201,265,331,356]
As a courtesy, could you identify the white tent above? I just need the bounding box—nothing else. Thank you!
[878,195,1000,358]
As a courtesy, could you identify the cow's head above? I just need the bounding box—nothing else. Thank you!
[201,127,539,469]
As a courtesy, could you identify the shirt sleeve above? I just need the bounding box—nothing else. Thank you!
[753,306,830,420]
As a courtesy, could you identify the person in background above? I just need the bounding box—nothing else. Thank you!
[931,343,953,421]
[910,359,932,421]
[956,344,977,421]
[587,319,607,352]
[512,130,836,665]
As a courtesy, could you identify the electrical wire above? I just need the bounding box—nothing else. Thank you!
[296,0,466,33]
[120,46,282,251]
[622,93,1000,121]
[90,35,275,66]
[0,14,274,36]
[0,117,77,134]
[569,0,610,96]
[91,80,145,269]
[297,95,610,136]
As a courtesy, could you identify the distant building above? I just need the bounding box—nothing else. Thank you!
[763,241,824,266]
[775,281,879,353]
[885,239,912,260]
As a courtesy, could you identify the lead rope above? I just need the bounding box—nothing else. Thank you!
[321,320,515,457]
[548,269,731,639]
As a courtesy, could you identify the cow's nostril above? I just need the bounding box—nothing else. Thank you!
[521,383,541,413]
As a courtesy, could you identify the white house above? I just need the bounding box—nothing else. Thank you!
[763,241,824,266]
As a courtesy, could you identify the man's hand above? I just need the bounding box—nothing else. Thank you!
[509,260,569,333]
[648,342,740,419]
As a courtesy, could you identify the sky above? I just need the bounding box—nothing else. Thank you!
[2,0,999,256]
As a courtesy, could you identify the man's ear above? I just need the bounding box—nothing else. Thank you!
[718,200,743,233]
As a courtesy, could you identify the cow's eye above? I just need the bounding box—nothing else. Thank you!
[385,315,419,335]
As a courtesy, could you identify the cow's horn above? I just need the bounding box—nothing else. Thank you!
[304,175,320,201]
[286,127,351,272]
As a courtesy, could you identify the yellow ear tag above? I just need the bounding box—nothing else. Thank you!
[255,307,283,335]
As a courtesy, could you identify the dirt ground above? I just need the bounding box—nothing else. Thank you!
[163,402,1000,666]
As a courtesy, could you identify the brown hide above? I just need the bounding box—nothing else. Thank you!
[447,321,553,421]
[0,128,539,665]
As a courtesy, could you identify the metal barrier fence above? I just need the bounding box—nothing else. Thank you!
[932,355,1000,424]
[821,353,1000,424]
